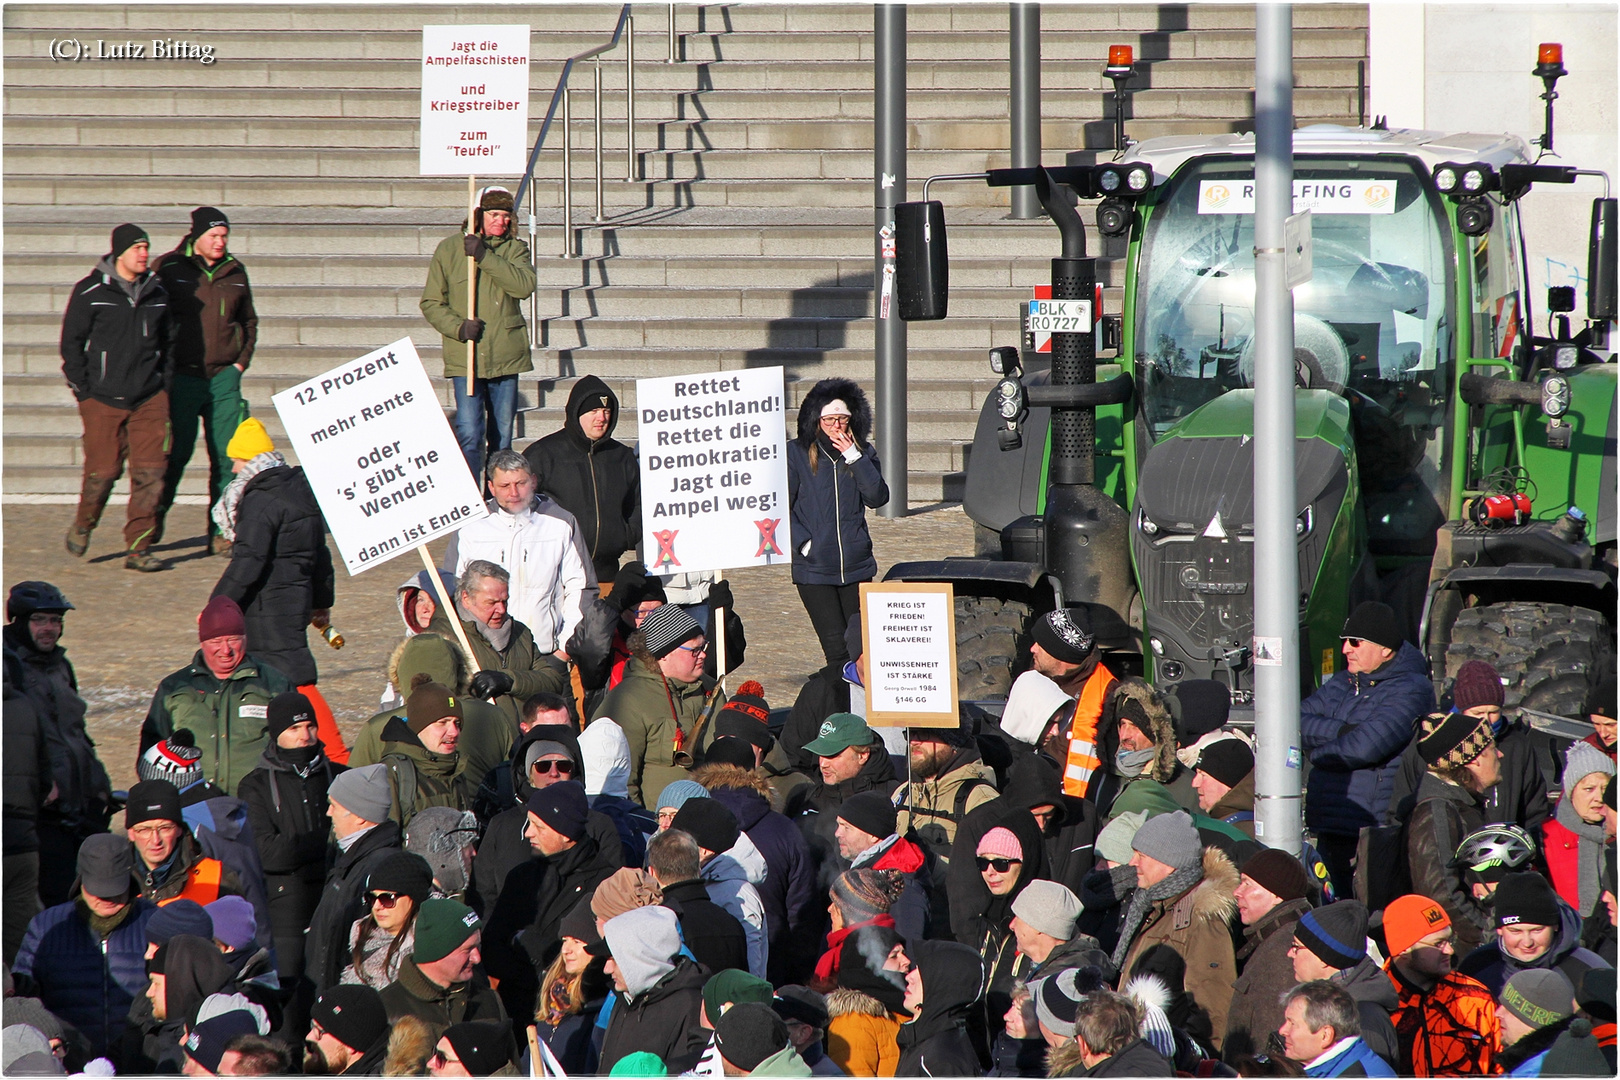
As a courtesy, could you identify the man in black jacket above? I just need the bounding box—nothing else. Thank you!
[1289,900,1402,1066]
[523,375,641,583]
[2,678,52,966]
[61,223,175,571]
[598,904,708,1073]
[305,984,391,1076]
[483,781,620,1023]
[785,713,898,867]
[305,764,403,993]
[648,827,749,976]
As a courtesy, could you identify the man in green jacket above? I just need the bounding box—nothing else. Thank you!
[154,206,257,554]
[139,596,294,795]
[426,560,570,731]
[420,186,536,481]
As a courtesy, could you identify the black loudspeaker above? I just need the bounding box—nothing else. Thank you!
[896,200,949,321]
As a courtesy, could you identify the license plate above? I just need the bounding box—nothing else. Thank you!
[1027,298,1093,333]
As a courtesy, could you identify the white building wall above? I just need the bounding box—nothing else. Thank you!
[1368,3,1618,316]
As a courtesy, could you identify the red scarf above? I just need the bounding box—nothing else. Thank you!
[813,914,896,983]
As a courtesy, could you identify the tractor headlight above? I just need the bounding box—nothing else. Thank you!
[1456,197,1494,237]
[995,377,1024,419]
[1097,167,1122,193]
[1541,375,1572,418]
[1097,198,1132,237]
[1554,345,1580,371]
[1433,166,1459,194]
[1126,165,1152,192]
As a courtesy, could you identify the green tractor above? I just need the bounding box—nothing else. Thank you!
[890,120,1617,724]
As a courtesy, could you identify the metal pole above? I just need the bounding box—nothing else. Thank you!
[668,3,677,63]
[562,87,574,257]
[1252,3,1302,857]
[594,63,605,221]
[627,11,637,180]
[528,177,538,339]
[874,4,907,517]
[1009,3,1041,219]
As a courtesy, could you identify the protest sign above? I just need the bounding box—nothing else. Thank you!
[420,25,530,176]
[272,338,488,575]
[637,367,790,576]
[859,582,959,728]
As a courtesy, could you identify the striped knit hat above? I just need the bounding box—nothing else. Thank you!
[1418,711,1494,769]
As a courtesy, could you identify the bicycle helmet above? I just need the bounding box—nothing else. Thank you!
[7,581,73,621]
[1452,823,1538,882]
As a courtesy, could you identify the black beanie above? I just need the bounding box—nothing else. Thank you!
[705,736,758,770]
[672,798,741,854]
[713,1002,788,1072]
[525,780,589,842]
[1342,601,1403,650]
[716,712,773,751]
[311,985,388,1053]
[365,852,435,905]
[1494,872,1563,929]
[126,778,183,827]
[1169,680,1231,746]
[1294,900,1369,970]
[267,690,315,740]
[1032,608,1095,665]
[1196,739,1254,788]
[110,223,148,258]
[1591,673,1618,721]
[1241,848,1313,903]
[189,207,229,240]
[443,1020,514,1075]
[837,790,897,841]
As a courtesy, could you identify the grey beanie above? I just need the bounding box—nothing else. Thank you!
[328,763,392,824]
[523,740,574,774]
[1095,810,1149,866]
[1,1001,61,1044]
[1,1025,58,1075]
[1564,739,1615,790]
[1499,969,1576,1029]
[1130,810,1204,871]
[1010,880,1083,942]
[1031,969,1086,1038]
[639,604,704,658]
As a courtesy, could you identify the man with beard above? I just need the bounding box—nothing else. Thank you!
[1027,609,1116,799]
[304,985,391,1075]
[893,723,998,863]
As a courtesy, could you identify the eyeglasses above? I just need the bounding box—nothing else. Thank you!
[128,823,180,841]
[532,759,575,776]
[367,891,401,908]
[677,642,709,655]
[976,857,1021,873]
[819,415,850,425]
[428,1050,459,1069]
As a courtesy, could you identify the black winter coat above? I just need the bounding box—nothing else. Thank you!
[1457,896,1610,996]
[1407,773,1492,953]
[212,464,336,687]
[3,624,111,829]
[786,745,899,869]
[305,820,403,991]
[524,374,641,582]
[2,680,52,854]
[895,940,985,1077]
[237,742,339,971]
[598,957,707,1074]
[1388,718,1555,832]
[783,665,850,773]
[59,259,173,408]
[1330,956,1402,1068]
[1077,1039,1175,1077]
[484,830,621,1004]
[787,379,889,586]
[660,877,749,975]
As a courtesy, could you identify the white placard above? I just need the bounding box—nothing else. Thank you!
[1197,179,1396,215]
[273,339,488,574]
[637,367,790,575]
[860,582,960,727]
[420,25,530,176]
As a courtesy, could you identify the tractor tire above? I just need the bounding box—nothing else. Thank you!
[956,595,1034,701]
[1444,602,1615,717]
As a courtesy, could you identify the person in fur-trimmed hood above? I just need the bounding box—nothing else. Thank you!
[787,378,889,671]
[1093,678,1198,819]
[1114,811,1240,1052]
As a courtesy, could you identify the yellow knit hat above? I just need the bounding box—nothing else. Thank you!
[225,417,274,460]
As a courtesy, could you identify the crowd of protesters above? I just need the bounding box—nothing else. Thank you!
[8,212,1615,1077]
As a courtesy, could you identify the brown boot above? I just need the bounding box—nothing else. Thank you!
[124,550,168,573]
[210,535,233,557]
[71,475,115,556]
[65,525,92,557]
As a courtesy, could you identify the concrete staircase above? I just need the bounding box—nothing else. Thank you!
[4,3,1369,505]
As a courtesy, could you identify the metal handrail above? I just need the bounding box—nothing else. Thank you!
[513,4,636,264]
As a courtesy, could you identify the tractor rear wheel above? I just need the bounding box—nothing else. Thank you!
[955,595,1034,701]
[1444,601,1615,717]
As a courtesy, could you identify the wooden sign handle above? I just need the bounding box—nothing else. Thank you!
[419,544,481,673]
[466,175,477,396]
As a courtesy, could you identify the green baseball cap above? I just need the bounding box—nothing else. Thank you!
[801,713,878,757]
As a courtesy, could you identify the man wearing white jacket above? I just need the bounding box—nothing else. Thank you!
[673,797,770,978]
[444,449,592,657]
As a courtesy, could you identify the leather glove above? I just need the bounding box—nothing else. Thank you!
[707,580,735,615]
[457,318,485,343]
[469,670,514,701]
[610,561,651,611]
[463,233,487,260]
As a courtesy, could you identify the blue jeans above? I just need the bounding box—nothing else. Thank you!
[450,374,519,481]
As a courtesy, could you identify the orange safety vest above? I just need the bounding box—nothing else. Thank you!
[1062,664,1117,797]
[156,857,225,908]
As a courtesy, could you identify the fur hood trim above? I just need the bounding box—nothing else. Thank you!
[826,987,891,1019]
[387,632,470,697]
[1122,972,1172,1015]
[1106,677,1179,783]
[382,1014,436,1076]
[691,763,778,807]
[796,377,872,447]
[1177,847,1240,924]
[1046,1039,1087,1078]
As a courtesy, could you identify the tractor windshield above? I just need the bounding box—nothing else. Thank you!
[1135,155,1456,552]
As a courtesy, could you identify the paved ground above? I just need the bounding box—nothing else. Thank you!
[2,499,974,793]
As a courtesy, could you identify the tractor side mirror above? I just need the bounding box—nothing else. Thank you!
[1588,197,1616,320]
[896,200,949,321]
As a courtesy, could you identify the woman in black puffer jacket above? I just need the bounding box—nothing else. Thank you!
[787,378,889,671]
